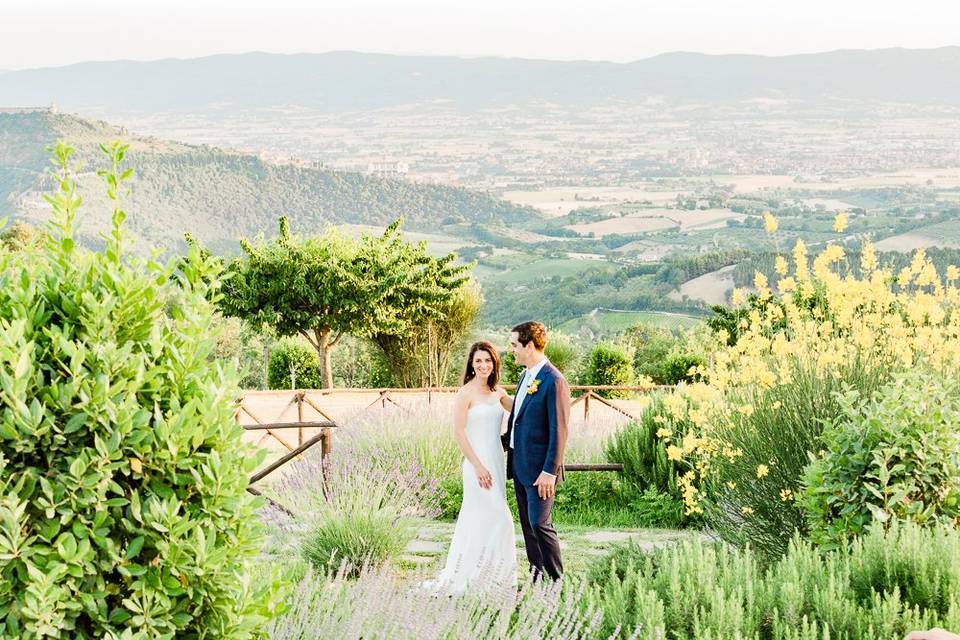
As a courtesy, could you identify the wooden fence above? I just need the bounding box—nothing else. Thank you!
[241,385,671,504]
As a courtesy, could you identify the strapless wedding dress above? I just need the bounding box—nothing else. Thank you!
[421,396,517,593]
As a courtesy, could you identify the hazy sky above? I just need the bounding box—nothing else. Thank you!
[4,0,960,70]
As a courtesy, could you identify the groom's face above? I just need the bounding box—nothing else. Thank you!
[509,331,529,366]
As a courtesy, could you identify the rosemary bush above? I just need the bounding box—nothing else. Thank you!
[583,522,960,639]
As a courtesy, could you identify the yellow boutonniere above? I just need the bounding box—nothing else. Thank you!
[527,379,541,395]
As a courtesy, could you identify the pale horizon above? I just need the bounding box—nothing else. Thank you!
[4,0,960,71]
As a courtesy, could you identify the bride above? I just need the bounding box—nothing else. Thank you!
[421,341,517,593]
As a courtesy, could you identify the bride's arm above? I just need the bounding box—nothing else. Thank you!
[452,392,493,489]
[495,385,513,412]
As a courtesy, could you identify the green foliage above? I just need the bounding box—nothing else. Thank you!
[627,324,678,383]
[330,336,394,388]
[802,369,960,549]
[301,511,411,578]
[661,354,705,385]
[623,487,685,529]
[605,396,701,527]
[542,332,580,379]
[0,143,276,639]
[500,351,524,385]
[703,355,890,560]
[583,522,960,640]
[267,337,324,390]
[216,217,468,388]
[371,280,482,387]
[586,342,634,398]
[213,318,273,389]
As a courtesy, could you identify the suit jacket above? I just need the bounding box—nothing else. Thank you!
[502,362,571,486]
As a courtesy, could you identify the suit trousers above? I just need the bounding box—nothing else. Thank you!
[513,479,563,581]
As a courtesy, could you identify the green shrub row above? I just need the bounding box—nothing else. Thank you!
[584,522,960,639]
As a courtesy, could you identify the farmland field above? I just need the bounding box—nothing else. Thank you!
[557,309,703,333]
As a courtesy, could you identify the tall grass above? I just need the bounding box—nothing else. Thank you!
[703,354,890,558]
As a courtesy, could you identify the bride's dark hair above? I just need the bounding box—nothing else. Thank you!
[462,341,501,391]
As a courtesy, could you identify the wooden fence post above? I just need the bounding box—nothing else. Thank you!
[296,391,305,446]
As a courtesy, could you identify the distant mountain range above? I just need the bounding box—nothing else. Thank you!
[1,48,960,113]
[0,110,532,253]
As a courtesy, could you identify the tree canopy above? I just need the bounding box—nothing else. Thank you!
[216,217,469,387]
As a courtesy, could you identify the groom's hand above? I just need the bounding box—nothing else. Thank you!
[533,472,556,500]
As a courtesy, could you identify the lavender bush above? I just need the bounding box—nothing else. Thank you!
[261,431,444,575]
[265,563,637,640]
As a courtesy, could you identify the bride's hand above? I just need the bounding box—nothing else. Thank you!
[475,465,493,490]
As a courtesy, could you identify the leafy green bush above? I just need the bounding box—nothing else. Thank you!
[267,337,324,390]
[586,343,634,398]
[628,324,678,384]
[802,369,960,549]
[0,143,276,638]
[583,522,960,640]
[703,355,889,559]
[661,354,705,385]
[543,333,580,379]
[624,487,685,529]
[605,396,699,526]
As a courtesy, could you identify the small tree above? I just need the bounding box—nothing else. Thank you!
[370,280,482,387]
[218,218,467,388]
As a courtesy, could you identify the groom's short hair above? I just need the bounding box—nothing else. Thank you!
[512,321,548,351]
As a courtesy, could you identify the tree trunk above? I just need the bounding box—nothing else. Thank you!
[306,326,342,390]
[321,344,333,390]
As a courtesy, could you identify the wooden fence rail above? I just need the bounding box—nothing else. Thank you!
[241,385,654,514]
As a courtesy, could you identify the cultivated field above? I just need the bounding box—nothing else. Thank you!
[566,208,743,236]
[668,264,736,306]
[558,309,702,333]
[502,186,682,217]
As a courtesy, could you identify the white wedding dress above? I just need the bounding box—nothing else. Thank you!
[421,396,517,594]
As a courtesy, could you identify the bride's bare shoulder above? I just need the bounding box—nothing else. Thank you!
[454,386,473,404]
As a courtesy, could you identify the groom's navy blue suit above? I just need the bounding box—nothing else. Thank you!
[502,361,570,581]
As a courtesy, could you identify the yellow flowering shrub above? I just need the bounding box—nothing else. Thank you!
[666,239,960,556]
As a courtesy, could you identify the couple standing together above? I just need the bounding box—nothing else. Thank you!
[423,321,570,593]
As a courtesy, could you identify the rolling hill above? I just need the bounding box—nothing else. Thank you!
[0,110,535,254]
[1,48,960,114]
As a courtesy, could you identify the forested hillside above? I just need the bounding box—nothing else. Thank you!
[0,110,535,253]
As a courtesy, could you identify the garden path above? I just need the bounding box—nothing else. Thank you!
[401,521,712,576]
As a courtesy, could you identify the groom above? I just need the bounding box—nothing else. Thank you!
[503,321,570,581]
